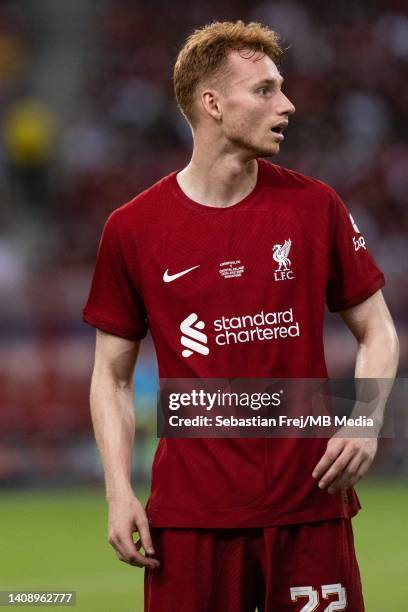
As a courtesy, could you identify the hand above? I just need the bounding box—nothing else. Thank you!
[108,494,160,569]
[312,433,378,494]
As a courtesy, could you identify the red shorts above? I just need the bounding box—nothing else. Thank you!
[144,519,364,611]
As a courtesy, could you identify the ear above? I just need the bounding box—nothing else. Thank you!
[200,89,222,121]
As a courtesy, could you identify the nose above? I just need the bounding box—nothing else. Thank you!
[278,91,296,116]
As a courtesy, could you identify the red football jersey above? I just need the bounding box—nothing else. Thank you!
[83,158,385,527]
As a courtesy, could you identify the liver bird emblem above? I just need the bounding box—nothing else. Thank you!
[272,239,292,271]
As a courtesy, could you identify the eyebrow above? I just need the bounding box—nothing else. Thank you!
[255,77,284,87]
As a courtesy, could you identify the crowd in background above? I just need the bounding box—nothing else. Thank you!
[0,0,407,484]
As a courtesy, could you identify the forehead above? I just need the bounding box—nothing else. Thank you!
[224,49,282,86]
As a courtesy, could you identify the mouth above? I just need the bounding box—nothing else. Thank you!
[270,121,288,141]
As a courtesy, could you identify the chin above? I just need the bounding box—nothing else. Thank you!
[229,134,279,158]
[252,143,280,158]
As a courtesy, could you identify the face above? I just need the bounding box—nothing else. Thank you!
[207,49,295,157]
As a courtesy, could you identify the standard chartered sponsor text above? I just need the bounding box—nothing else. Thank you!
[213,307,300,345]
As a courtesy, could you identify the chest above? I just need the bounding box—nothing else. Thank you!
[141,207,328,307]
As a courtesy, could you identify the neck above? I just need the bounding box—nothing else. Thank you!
[176,142,259,208]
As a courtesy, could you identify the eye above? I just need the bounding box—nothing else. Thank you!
[258,87,268,95]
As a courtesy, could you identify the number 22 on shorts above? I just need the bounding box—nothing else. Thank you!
[290,583,347,611]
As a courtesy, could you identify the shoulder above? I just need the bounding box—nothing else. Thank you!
[259,158,339,204]
[103,171,174,234]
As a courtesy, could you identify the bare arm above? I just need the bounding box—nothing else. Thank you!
[90,329,159,569]
[342,288,399,379]
[313,289,399,493]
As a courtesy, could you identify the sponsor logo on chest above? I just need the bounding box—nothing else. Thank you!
[179,308,300,358]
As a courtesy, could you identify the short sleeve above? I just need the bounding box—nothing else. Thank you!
[326,190,385,312]
[82,212,149,340]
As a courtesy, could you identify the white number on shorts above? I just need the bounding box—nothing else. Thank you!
[290,586,319,611]
[321,583,347,610]
[290,583,347,611]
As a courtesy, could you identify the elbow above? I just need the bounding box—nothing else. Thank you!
[385,328,400,377]
[362,324,400,365]
[384,318,400,362]
[91,366,134,394]
[390,328,400,363]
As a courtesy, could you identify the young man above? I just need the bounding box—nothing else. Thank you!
[83,21,399,611]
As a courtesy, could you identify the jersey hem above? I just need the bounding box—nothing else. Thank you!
[145,499,361,529]
[327,273,385,313]
[82,309,148,340]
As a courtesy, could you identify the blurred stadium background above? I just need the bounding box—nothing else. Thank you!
[0,0,407,610]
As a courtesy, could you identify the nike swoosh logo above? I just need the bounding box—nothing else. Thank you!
[163,265,200,283]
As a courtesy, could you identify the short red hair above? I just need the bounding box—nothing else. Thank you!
[173,20,283,126]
